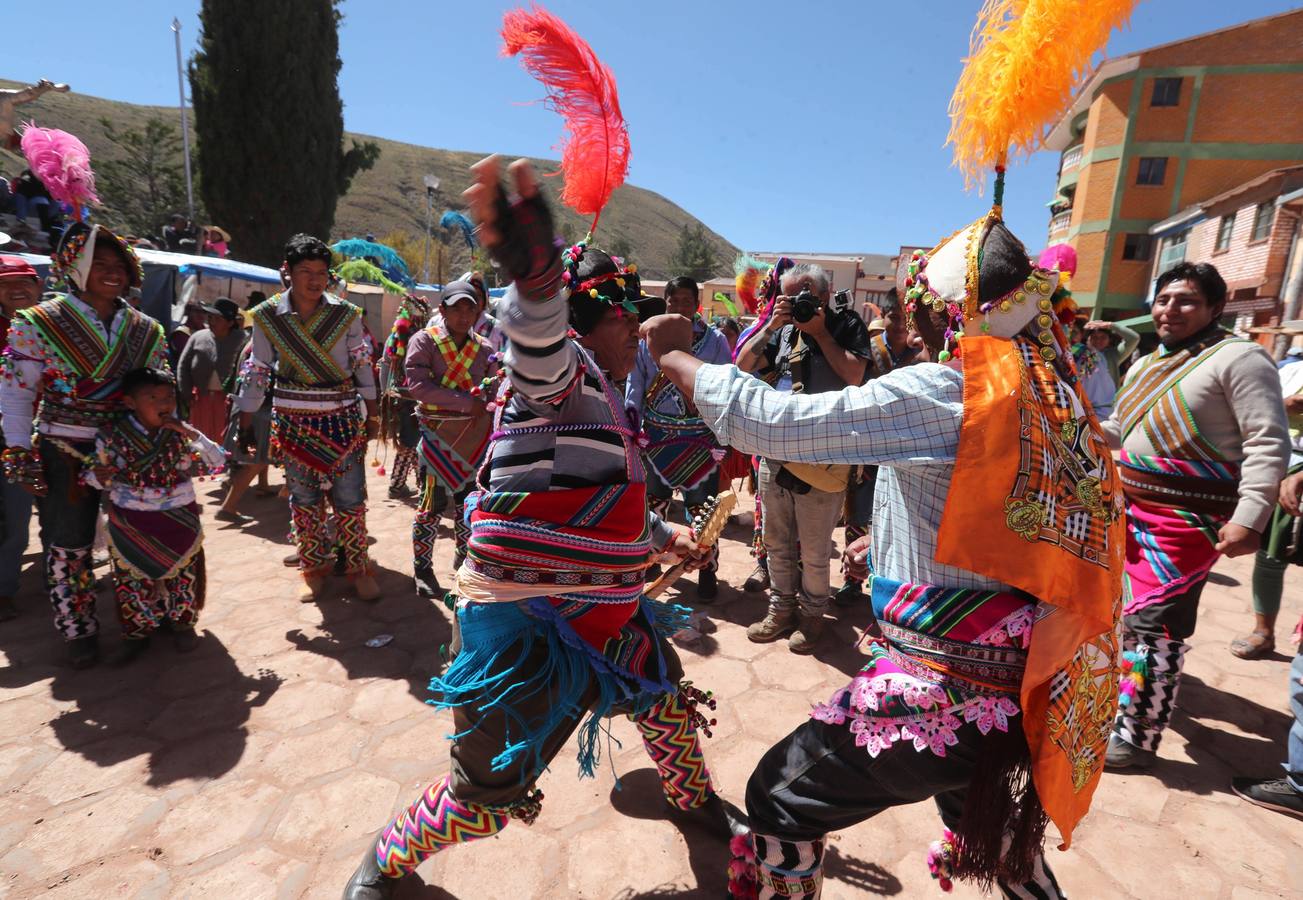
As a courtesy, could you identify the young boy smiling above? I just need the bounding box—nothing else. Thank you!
[85,367,227,664]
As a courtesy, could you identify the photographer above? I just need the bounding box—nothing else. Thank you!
[735,263,871,652]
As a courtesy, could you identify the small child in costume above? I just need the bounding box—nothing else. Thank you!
[84,367,227,664]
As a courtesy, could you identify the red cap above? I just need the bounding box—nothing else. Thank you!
[0,255,39,282]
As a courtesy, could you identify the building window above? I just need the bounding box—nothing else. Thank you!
[1136,157,1167,186]
[1122,234,1153,262]
[1151,77,1182,107]
[1157,229,1190,273]
[1215,214,1236,252]
[1251,201,1274,242]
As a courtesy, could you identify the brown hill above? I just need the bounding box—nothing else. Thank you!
[0,78,737,280]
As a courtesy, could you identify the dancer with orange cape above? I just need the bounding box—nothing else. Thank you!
[642,1,1135,895]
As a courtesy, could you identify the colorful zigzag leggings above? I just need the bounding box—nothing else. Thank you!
[374,689,714,876]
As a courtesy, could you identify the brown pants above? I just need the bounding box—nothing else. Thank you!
[446,612,686,807]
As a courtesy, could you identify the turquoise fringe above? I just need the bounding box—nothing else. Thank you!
[428,597,690,781]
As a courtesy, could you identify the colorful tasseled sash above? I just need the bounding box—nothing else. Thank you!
[272,402,364,479]
[873,579,1031,695]
[465,482,653,648]
[417,328,493,491]
[1118,451,1237,614]
[107,502,203,582]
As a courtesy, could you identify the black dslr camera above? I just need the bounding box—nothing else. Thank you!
[791,289,819,324]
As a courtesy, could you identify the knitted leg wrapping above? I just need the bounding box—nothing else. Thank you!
[335,506,370,577]
[114,569,158,640]
[753,832,825,899]
[166,553,203,629]
[633,684,717,810]
[752,490,766,562]
[290,502,332,575]
[412,510,438,573]
[845,522,868,546]
[1113,634,1188,752]
[389,446,418,489]
[452,493,470,571]
[373,774,509,877]
[47,545,98,640]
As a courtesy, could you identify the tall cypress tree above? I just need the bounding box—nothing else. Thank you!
[188,0,378,267]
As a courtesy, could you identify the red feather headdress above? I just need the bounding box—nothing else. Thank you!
[501,5,629,237]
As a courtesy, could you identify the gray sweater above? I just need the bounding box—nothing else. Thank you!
[1102,338,1290,531]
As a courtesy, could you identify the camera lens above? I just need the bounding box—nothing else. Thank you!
[792,289,817,323]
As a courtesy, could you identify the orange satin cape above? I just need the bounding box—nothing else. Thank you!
[936,334,1124,849]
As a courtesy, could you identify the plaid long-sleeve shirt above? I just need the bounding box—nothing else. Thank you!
[693,361,1006,591]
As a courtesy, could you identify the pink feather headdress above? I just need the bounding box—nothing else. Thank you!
[501,4,630,237]
[20,125,99,216]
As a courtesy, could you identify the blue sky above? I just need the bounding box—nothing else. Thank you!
[6,0,1298,255]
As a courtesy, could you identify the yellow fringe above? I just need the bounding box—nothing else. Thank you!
[947,0,1137,189]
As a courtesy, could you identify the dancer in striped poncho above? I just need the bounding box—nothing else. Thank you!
[343,158,737,899]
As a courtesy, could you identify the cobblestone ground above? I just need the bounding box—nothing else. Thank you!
[1,465,1301,899]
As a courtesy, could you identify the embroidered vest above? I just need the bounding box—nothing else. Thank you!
[250,294,359,388]
[21,297,164,432]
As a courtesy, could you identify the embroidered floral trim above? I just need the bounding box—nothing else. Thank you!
[973,604,1035,648]
[812,665,1021,759]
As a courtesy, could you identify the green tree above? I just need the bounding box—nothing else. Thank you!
[667,223,722,282]
[188,0,379,266]
[377,229,425,278]
[94,116,195,237]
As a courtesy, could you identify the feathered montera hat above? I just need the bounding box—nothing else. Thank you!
[501,5,653,336]
[911,1,1136,883]
[904,0,1135,363]
[53,222,143,295]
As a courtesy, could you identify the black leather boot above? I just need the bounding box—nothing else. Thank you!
[342,835,401,900]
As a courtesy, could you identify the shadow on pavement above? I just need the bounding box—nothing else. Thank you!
[35,627,280,787]
[1144,673,1292,796]
[608,767,732,898]
[284,559,453,704]
[606,768,902,898]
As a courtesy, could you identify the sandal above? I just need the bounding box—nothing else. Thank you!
[1229,631,1275,660]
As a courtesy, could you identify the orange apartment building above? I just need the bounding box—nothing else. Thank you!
[1043,9,1303,315]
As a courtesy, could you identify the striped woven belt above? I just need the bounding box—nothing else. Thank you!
[1118,464,1238,517]
[879,621,1026,695]
[273,382,357,405]
[38,398,120,430]
[464,557,644,587]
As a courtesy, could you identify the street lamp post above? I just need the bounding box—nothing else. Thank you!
[172,18,196,222]
[421,174,440,284]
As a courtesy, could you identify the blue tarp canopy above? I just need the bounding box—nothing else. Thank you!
[414,282,509,299]
[13,248,281,286]
[11,249,281,332]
